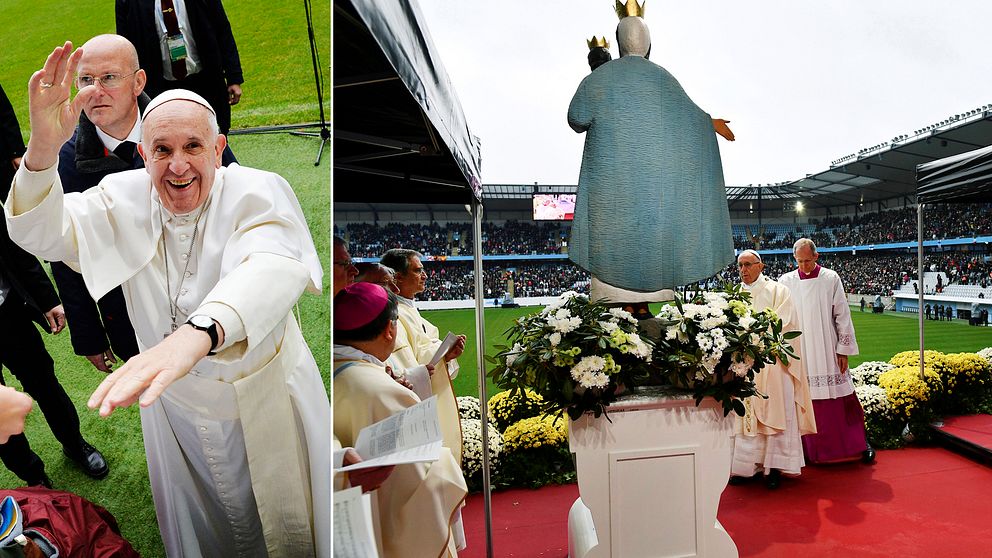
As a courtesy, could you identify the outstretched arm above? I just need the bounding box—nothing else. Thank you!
[712,118,735,142]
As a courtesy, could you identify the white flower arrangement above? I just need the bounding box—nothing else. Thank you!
[855,383,893,418]
[977,347,992,365]
[849,361,896,387]
[457,396,481,421]
[652,285,800,417]
[460,417,503,481]
[489,291,655,419]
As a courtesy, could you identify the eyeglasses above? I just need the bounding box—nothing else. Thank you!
[76,70,139,90]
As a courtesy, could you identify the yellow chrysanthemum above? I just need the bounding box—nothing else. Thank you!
[502,414,569,453]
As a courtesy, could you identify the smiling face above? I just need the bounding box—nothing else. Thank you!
[138,100,226,214]
[76,35,145,139]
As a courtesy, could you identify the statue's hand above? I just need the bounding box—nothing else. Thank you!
[712,118,735,142]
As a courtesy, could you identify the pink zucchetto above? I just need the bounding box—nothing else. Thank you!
[334,282,389,331]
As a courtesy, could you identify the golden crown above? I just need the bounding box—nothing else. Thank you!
[615,0,646,19]
[587,36,610,50]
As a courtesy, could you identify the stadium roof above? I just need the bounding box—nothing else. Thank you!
[918,143,992,204]
[473,105,992,212]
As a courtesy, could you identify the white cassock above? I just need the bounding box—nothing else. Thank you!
[392,296,466,548]
[732,274,816,476]
[333,346,467,558]
[778,267,859,400]
[5,163,330,558]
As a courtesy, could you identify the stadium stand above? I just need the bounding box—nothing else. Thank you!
[334,202,992,302]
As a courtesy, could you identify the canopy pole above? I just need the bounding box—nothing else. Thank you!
[470,197,494,558]
[918,202,926,380]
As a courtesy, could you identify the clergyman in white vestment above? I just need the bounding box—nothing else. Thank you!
[5,43,330,557]
[730,250,816,489]
[779,239,874,465]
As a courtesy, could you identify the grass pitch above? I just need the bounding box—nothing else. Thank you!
[426,305,992,399]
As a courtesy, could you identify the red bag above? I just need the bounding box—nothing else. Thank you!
[0,488,139,558]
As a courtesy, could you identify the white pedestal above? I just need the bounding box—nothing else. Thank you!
[567,386,738,558]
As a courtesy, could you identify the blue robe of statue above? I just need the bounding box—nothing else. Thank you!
[567,55,733,292]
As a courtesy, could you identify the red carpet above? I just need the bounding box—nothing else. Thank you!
[460,447,992,557]
[935,414,992,448]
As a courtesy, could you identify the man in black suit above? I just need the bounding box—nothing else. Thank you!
[116,0,244,134]
[0,84,109,484]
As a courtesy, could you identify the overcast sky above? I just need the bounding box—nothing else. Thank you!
[417,0,992,187]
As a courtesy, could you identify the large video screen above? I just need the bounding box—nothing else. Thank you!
[533,194,576,221]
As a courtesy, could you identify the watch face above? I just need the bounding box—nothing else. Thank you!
[190,315,213,329]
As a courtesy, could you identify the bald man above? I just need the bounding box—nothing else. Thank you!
[7,42,328,557]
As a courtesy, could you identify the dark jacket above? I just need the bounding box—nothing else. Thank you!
[0,83,25,191]
[115,0,244,93]
[116,0,244,132]
[0,184,60,332]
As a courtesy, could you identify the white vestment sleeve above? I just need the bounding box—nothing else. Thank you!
[4,163,80,265]
[196,252,310,362]
[831,274,859,355]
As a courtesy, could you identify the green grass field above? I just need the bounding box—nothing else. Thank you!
[426,305,992,399]
[0,0,330,138]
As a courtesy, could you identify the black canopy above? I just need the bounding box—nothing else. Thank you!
[916,144,992,204]
[333,0,482,204]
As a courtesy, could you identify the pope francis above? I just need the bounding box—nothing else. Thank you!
[4,42,329,557]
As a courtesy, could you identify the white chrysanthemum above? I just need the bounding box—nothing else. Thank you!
[572,355,606,374]
[549,332,562,347]
[701,315,728,330]
[627,332,652,361]
[682,304,705,319]
[459,418,503,477]
[554,308,571,320]
[978,347,992,364]
[656,305,678,320]
[599,320,619,333]
[854,383,892,418]
[553,316,582,334]
[704,293,730,310]
[608,307,637,324]
[738,315,756,330]
[849,361,896,387]
[696,332,713,352]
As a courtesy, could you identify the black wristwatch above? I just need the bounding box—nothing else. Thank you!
[187,314,219,355]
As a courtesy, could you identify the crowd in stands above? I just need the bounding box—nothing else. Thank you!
[336,209,992,301]
[343,222,461,258]
[340,202,992,258]
[417,261,590,301]
[733,203,992,250]
[339,221,565,258]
